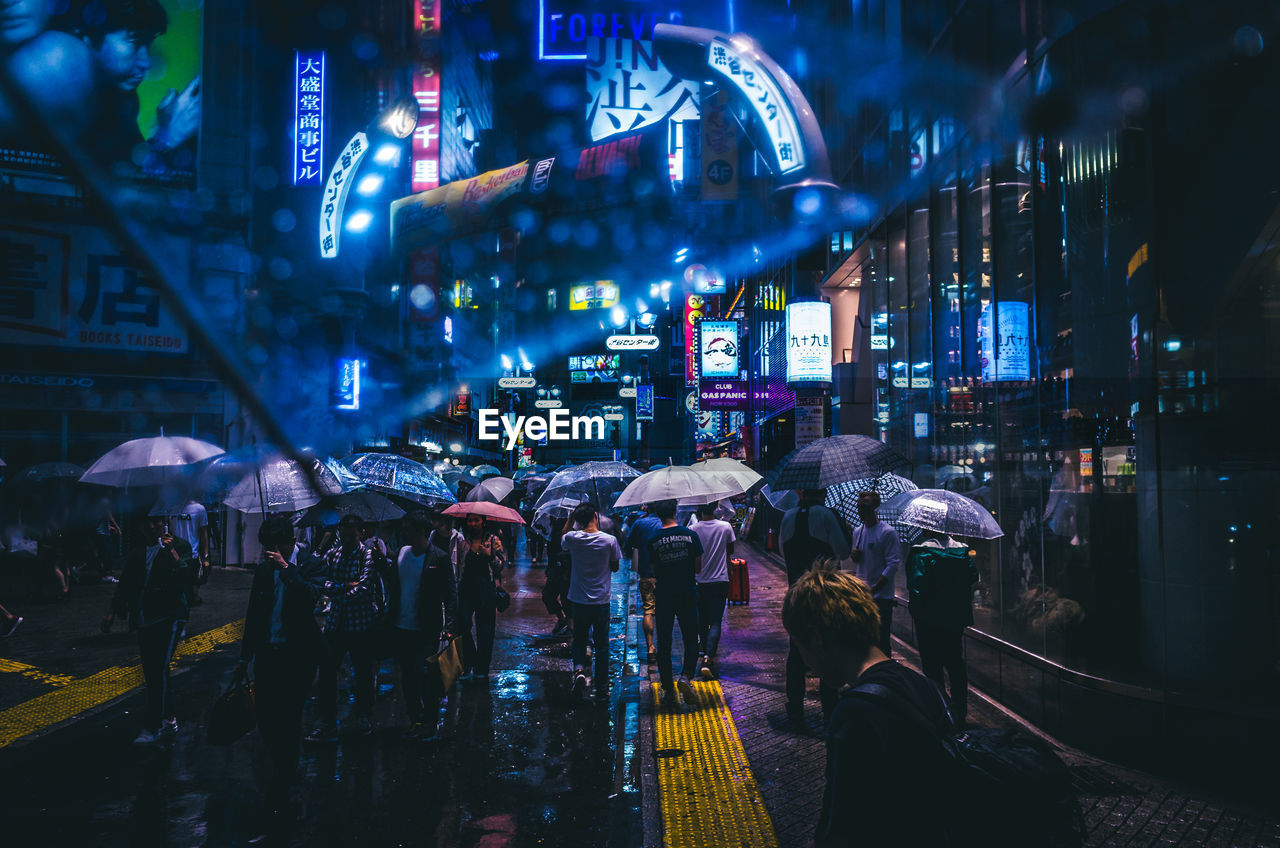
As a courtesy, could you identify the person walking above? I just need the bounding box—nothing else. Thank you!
[647,499,702,710]
[387,511,457,740]
[851,492,902,657]
[166,498,210,605]
[779,489,851,725]
[308,514,381,741]
[234,516,325,812]
[625,505,663,662]
[457,514,505,680]
[562,503,621,700]
[691,501,735,678]
[541,513,572,635]
[906,532,977,727]
[782,564,954,847]
[102,514,196,745]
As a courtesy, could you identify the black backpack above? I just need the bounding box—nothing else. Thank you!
[852,682,1085,848]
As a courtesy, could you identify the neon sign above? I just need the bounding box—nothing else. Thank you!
[293,51,325,185]
[334,358,363,410]
[785,302,832,383]
[319,131,369,258]
[707,38,805,175]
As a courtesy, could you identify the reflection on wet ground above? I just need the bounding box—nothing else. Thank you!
[0,551,642,847]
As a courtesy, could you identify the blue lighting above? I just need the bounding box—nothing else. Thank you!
[1163,338,1182,352]
[356,174,384,196]
[293,51,325,185]
[345,210,373,232]
[334,358,363,410]
[373,143,399,165]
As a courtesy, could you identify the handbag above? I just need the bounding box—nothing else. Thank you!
[426,637,462,691]
[207,675,256,746]
[493,584,511,613]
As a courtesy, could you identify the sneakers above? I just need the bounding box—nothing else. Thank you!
[571,669,589,699]
[305,722,339,743]
[552,618,571,635]
[1,616,22,638]
[132,728,157,746]
[678,676,698,707]
[158,718,179,738]
[699,654,716,679]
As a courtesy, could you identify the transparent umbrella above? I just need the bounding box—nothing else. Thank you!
[533,461,640,516]
[343,453,456,506]
[9,462,86,485]
[613,465,742,508]
[302,490,406,526]
[466,476,516,503]
[879,489,1004,540]
[222,455,357,514]
[771,436,909,491]
[826,473,919,527]
[693,457,763,493]
[760,483,799,512]
[80,435,224,488]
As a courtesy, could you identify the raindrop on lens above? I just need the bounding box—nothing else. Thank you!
[409,284,436,311]
[353,34,379,61]
[1233,26,1263,57]
[268,258,293,279]
[272,209,297,233]
[254,166,279,191]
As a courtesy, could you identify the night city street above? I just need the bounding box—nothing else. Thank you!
[2,1,1280,846]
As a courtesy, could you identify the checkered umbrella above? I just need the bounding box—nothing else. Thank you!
[826,473,918,527]
[879,489,1004,540]
[771,436,909,491]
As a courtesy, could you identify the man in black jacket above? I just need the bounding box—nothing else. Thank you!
[102,514,196,745]
[233,516,324,808]
[388,511,458,740]
[783,562,954,847]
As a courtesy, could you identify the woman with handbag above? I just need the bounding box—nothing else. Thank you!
[457,514,505,680]
[387,511,458,740]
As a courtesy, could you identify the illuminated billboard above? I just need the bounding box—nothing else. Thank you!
[0,0,203,185]
[293,51,325,185]
[979,301,1031,382]
[699,319,739,378]
[568,354,621,383]
[568,281,620,311]
[785,301,832,383]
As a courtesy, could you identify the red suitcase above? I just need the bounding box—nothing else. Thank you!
[727,557,749,605]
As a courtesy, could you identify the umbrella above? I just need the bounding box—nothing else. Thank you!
[223,454,356,514]
[554,463,577,472]
[80,435,225,488]
[533,461,640,516]
[9,462,86,485]
[771,436,909,491]
[826,473,919,526]
[461,464,504,488]
[343,453,456,506]
[613,465,743,509]
[443,502,525,524]
[512,465,548,483]
[760,483,799,512]
[694,457,763,492]
[302,490,406,526]
[879,489,1004,540]
[466,476,516,503]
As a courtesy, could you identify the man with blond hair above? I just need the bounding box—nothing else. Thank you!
[783,562,954,847]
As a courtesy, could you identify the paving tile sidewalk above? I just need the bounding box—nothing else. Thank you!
[710,544,1280,848]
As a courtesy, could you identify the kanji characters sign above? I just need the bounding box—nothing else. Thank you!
[319,132,369,259]
[785,301,832,383]
[293,51,325,185]
[585,38,699,143]
[707,38,805,175]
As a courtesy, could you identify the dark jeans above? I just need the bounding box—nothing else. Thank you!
[876,599,895,656]
[138,618,185,731]
[394,627,443,728]
[785,639,839,721]
[459,587,497,675]
[253,645,317,793]
[655,592,699,690]
[696,581,730,657]
[915,620,967,725]
[571,602,610,676]
[318,630,377,723]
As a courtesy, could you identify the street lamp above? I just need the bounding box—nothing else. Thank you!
[637,311,658,328]
[610,304,629,329]
[550,386,562,398]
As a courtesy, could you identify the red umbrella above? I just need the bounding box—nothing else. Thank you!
[443,502,525,524]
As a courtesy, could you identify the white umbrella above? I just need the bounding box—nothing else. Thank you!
[880,489,1004,540]
[466,476,516,503]
[694,457,763,493]
[222,455,355,514]
[80,435,225,488]
[613,465,743,509]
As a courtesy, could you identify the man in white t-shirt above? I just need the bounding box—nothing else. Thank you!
[168,499,210,602]
[562,502,621,699]
[691,502,735,677]
[852,491,903,657]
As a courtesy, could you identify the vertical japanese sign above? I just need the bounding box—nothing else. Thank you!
[700,88,738,200]
[683,294,705,387]
[978,301,1030,382]
[293,51,325,185]
[785,301,832,383]
[636,383,654,420]
[795,396,825,448]
[412,0,443,192]
[707,38,804,175]
[319,133,368,259]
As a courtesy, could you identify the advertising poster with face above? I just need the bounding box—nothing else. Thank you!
[0,0,202,184]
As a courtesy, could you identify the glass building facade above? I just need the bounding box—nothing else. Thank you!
[829,0,1280,772]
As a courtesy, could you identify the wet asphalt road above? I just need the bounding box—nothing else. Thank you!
[0,548,643,848]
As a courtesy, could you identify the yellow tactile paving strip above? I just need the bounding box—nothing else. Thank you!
[652,679,780,848]
[0,619,244,748]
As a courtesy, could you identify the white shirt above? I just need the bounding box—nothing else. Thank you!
[396,547,426,631]
[168,501,208,558]
[853,521,903,600]
[692,519,735,584]
[564,529,621,605]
